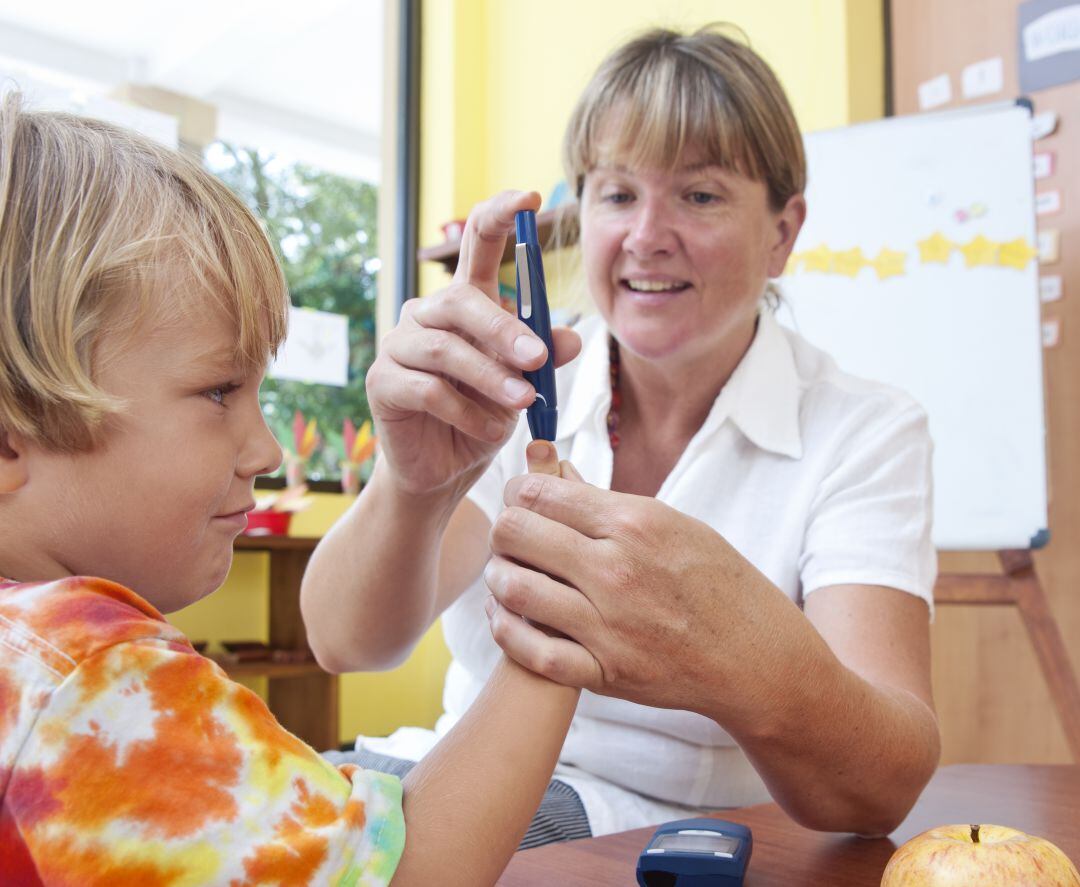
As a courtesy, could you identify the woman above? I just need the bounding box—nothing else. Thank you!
[302,25,940,844]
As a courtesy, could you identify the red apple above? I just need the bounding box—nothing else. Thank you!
[881,823,1080,886]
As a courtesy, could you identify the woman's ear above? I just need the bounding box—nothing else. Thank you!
[767,193,807,278]
[0,429,30,494]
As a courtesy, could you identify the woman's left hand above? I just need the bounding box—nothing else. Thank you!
[484,465,779,715]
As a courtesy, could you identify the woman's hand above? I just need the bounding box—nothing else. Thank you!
[483,470,784,717]
[366,190,581,500]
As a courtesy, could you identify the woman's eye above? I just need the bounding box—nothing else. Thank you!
[603,191,632,204]
[688,191,719,205]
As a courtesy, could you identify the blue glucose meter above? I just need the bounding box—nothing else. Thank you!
[636,818,752,887]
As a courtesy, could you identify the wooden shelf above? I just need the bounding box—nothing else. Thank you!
[211,657,325,680]
[417,204,579,274]
[235,534,320,553]
[228,535,338,750]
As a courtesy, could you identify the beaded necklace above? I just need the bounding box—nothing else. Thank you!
[606,335,621,450]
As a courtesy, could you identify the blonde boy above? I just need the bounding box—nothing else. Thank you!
[0,95,578,886]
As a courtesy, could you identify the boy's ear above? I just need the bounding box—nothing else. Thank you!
[0,429,30,493]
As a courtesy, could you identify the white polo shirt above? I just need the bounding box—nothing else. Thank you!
[365,308,936,836]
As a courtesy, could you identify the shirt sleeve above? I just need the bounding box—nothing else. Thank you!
[799,397,937,615]
[7,639,405,887]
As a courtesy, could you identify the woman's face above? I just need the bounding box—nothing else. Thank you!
[579,144,805,366]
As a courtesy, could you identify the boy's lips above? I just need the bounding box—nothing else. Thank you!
[215,502,256,520]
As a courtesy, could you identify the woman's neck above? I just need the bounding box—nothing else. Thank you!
[616,314,759,449]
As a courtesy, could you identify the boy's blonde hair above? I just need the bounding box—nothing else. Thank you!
[0,92,289,453]
[563,24,806,211]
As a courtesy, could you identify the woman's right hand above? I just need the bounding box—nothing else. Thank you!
[367,190,582,499]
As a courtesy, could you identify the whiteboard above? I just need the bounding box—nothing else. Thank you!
[777,102,1047,551]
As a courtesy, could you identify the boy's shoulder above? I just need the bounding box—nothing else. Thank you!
[0,576,190,679]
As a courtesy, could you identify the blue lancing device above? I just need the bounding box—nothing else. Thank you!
[514,209,558,441]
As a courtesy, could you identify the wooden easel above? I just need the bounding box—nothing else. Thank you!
[935,550,1080,762]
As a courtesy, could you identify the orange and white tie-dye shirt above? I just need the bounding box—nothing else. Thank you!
[0,576,405,886]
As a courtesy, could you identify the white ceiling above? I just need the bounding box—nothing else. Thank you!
[0,0,384,180]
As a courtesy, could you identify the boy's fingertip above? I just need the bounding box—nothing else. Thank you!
[526,439,555,462]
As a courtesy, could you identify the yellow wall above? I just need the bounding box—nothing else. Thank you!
[419,0,885,298]
[172,0,885,751]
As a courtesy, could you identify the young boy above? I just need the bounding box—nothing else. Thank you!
[0,94,579,886]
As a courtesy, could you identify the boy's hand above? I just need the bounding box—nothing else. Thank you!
[484,441,589,682]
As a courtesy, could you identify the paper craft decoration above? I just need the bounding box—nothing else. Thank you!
[1035,190,1063,215]
[1033,152,1056,179]
[918,73,952,110]
[285,410,321,488]
[271,306,349,387]
[1040,275,1064,302]
[961,57,1004,98]
[340,419,377,494]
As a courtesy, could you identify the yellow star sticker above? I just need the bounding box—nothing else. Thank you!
[784,252,803,276]
[802,244,833,273]
[917,232,954,264]
[832,246,867,278]
[959,234,998,268]
[870,247,907,280]
[997,237,1038,270]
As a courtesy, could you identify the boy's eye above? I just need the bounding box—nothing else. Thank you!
[204,383,241,406]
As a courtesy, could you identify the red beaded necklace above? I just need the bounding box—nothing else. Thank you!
[606,335,621,450]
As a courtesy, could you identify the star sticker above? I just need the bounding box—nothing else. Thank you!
[917,232,954,264]
[802,244,833,273]
[832,247,867,278]
[870,248,907,280]
[959,234,998,268]
[997,237,1038,270]
[784,253,803,276]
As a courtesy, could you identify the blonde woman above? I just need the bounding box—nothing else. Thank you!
[304,26,940,842]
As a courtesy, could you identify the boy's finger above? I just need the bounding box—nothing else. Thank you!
[559,460,584,482]
[526,440,560,476]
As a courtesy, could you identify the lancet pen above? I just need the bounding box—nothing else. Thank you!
[514,209,558,441]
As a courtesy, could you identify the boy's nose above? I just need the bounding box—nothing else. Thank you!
[243,413,284,479]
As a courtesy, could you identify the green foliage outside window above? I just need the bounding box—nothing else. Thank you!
[207,144,378,481]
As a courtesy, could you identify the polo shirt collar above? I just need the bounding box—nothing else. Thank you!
[556,309,803,460]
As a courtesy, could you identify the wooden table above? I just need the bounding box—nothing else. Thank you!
[499,765,1080,885]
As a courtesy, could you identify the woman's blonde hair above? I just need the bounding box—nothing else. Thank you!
[563,24,806,211]
[0,92,289,453]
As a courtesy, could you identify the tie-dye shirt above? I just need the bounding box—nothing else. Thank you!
[0,576,405,886]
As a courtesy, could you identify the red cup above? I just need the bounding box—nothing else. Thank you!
[244,510,292,536]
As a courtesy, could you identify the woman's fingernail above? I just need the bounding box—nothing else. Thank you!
[484,596,496,618]
[503,376,532,401]
[514,335,545,361]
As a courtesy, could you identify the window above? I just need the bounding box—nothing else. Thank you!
[0,0,386,485]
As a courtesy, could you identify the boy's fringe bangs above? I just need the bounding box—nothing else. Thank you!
[0,93,289,452]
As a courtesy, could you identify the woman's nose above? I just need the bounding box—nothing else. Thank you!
[623,201,678,259]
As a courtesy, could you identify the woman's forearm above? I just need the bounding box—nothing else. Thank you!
[300,463,461,672]
[717,610,940,835]
[392,657,580,887]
